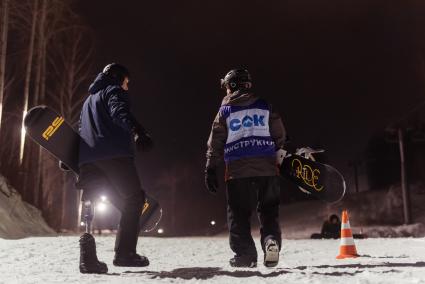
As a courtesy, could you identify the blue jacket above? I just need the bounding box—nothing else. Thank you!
[78,73,137,166]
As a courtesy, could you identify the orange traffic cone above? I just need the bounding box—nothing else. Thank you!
[336,210,359,259]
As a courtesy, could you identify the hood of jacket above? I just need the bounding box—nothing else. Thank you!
[221,89,258,107]
[88,72,123,95]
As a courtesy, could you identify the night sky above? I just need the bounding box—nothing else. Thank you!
[76,0,425,195]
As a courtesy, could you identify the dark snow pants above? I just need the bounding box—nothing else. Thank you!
[78,157,145,255]
[226,176,281,258]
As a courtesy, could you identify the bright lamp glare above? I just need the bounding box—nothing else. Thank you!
[101,195,107,202]
[158,228,164,234]
[80,222,85,226]
[97,202,107,212]
[210,220,216,226]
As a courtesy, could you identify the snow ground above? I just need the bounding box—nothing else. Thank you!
[0,236,424,284]
[279,183,425,239]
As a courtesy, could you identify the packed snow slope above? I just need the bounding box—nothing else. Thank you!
[0,175,55,239]
[280,183,425,238]
[0,236,424,284]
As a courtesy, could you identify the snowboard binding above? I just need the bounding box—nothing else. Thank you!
[295,147,325,161]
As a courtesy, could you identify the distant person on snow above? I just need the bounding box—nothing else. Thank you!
[321,214,341,239]
[77,63,153,273]
[310,214,341,239]
[205,69,286,268]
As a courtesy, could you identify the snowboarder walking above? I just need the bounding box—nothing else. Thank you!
[205,69,286,268]
[77,63,153,273]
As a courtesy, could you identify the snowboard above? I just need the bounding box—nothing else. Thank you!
[24,105,162,232]
[280,150,346,204]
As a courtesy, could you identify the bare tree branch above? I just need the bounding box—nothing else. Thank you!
[0,0,10,134]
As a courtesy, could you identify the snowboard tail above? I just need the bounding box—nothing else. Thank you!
[24,106,80,173]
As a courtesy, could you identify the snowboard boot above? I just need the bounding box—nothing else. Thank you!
[229,255,257,268]
[79,233,108,274]
[263,238,280,267]
[113,252,150,267]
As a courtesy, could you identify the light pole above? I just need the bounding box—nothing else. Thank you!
[348,160,362,194]
[397,128,411,224]
[384,99,425,224]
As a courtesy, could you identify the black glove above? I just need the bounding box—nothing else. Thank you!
[59,161,71,171]
[205,167,218,194]
[133,126,154,152]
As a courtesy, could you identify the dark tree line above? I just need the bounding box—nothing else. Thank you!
[0,0,94,230]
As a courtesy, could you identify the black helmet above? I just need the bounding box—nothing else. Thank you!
[220,69,252,91]
[102,63,130,84]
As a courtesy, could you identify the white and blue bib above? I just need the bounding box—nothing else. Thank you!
[219,99,275,162]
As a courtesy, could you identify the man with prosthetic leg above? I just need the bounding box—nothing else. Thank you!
[205,69,286,268]
[76,63,153,273]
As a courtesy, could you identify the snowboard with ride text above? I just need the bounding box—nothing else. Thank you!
[280,148,346,203]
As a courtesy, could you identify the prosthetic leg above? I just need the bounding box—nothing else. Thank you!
[79,199,108,274]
